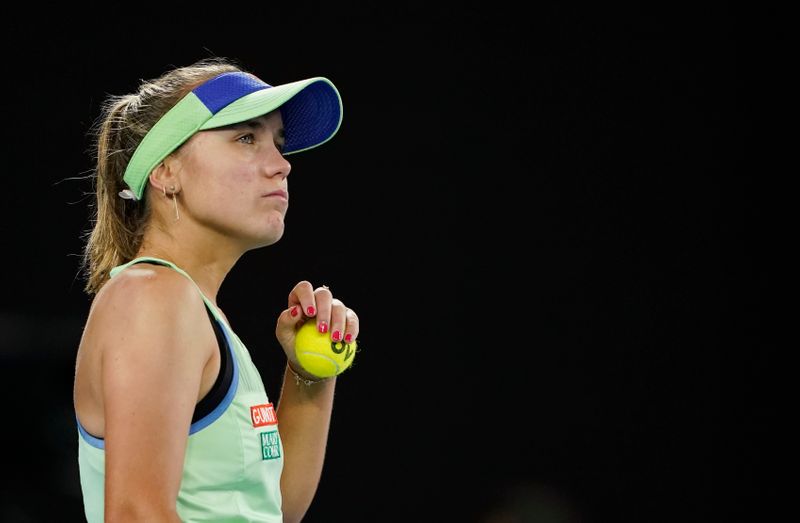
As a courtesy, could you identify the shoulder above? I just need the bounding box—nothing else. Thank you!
[89,264,209,346]
[103,262,195,296]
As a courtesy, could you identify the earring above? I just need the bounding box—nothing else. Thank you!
[170,186,180,221]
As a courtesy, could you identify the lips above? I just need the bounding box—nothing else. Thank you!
[262,189,288,200]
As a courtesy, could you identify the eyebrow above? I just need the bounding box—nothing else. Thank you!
[225,119,285,138]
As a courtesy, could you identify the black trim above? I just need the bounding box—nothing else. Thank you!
[123,260,233,424]
[193,305,234,423]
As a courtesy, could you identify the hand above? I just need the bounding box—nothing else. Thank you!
[275,281,359,372]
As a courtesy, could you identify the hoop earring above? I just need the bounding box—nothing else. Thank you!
[170,186,180,221]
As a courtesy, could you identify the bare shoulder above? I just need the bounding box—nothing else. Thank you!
[88,264,208,346]
[75,264,215,437]
[100,262,197,300]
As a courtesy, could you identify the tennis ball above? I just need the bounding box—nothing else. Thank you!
[294,321,357,378]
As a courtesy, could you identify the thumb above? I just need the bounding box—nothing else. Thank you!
[276,305,306,349]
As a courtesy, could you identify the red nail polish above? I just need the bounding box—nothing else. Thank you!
[332,330,341,341]
[306,306,316,316]
[318,321,328,333]
[344,334,353,343]
[290,306,298,317]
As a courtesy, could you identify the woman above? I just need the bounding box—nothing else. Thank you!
[73,57,358,522]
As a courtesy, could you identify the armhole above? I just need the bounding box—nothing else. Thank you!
[192,305,235,423]
[110,260,237,430]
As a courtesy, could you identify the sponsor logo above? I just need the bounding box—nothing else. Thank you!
[250,403,278,427]
[332,340,355,361]
[260,430,281,460]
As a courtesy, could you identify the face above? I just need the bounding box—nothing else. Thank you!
[170,110,292,250]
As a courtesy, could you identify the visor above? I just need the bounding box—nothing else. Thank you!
[121,71,343,200]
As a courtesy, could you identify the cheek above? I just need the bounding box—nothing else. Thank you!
[207,166,257,201]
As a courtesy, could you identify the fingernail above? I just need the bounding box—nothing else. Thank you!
[318,321,328,333]
[290,306,298,317]
[306,306,316,316]
[344,334,353,343]
[332,330,341,341]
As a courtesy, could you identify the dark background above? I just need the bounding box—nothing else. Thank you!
[0,5,741,522]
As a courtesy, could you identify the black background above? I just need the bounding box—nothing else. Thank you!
[0,5,740,522]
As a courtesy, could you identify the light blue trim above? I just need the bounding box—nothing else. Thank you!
[189,318,240,434]
[75,315,240,447]
[76,415,105,450]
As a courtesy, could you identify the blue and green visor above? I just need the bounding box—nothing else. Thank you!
[121,71,343,200]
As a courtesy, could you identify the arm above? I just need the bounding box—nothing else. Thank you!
[99,270,214,522]
[276,368,336,523]
[274,281,359,523]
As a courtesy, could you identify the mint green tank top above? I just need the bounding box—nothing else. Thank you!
[76,256,284,522]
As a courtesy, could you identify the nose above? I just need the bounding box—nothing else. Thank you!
[263,144,291,179]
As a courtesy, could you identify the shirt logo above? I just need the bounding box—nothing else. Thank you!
[250,403,278,427]
[260,430,282,460]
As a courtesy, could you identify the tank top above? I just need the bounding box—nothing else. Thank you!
[76,256,284,522]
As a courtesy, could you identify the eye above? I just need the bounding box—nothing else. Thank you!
[237,133,255,144]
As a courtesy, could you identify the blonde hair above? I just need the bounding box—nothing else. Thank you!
[80,57,242,295]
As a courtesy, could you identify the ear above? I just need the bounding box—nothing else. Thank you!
[148,160,181,195]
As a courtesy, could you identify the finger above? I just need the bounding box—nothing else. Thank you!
[287,280,317,318]
[277,303,305,330]
[312,285,333,334]
[328,299,348,343]
[343,308,360,345]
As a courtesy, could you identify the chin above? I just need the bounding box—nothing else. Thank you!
[239,214,285,249]
[252,227,285,249]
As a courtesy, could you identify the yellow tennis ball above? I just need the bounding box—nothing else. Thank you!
[294,321,357,378]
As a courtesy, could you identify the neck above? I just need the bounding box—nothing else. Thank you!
[136,220,245,306]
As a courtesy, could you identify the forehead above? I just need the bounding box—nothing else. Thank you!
[179,111,284,151]
[238,110,284,129]
[196,111,284,141]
